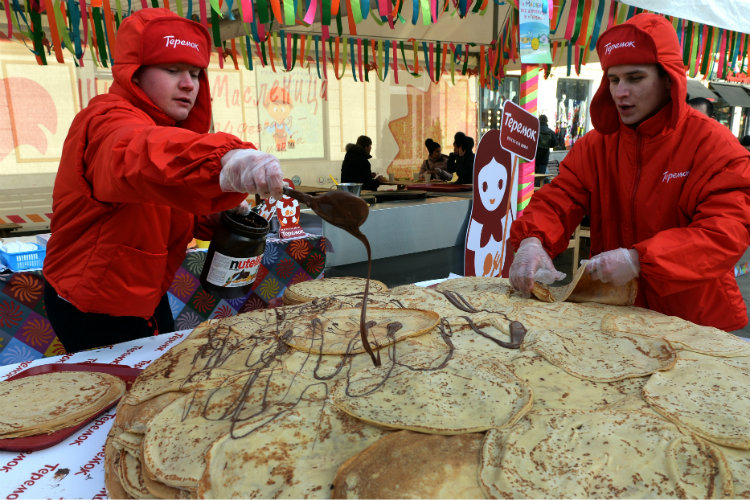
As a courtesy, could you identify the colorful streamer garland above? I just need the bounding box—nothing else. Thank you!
[3,0,748,86]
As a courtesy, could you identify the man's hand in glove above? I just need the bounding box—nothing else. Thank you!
[586,248,639,286]
[219,149,284,199]
[509,237,567,297]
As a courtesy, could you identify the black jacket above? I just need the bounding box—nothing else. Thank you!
[341,143,380,190]
[447,151,475,184]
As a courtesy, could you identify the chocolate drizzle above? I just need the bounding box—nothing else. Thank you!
[283,186,380,367]
[153,276,526,444]
[438,288,527,349]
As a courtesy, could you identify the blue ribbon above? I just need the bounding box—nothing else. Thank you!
[245,35,254,69]
[349,37,357,81]
[588,0,607,51]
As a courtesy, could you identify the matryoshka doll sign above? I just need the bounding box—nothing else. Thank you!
[465,101,539,277]
[255,179,306,239]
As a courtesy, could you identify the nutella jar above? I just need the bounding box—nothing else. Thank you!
[199,210,270,299]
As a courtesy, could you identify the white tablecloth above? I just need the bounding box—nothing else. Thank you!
[0,330,190,499]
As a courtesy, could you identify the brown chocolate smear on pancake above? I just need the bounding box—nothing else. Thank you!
[283,187,379,366]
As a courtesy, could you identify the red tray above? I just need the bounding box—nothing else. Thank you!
[405,183,473,192]
[0,362,142,452]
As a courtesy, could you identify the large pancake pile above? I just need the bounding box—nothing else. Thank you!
[105,276,750,499]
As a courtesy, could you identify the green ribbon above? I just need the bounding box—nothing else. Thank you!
[210,6,222,48]
[92,6,108,67]
[682,21,692,67]
[570,0,585,46]
[28,0,46,64]
[283,0,294,24]
[256,0,270,24]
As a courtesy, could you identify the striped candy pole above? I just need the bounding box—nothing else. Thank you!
[518,64,540,216]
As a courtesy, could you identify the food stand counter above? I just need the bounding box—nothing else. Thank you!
[300,195,471,267]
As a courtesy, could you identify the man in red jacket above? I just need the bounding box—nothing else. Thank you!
[43,9,284,352]
[509,13,750,332]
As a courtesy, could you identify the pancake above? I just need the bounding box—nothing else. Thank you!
[283,277,388,305]
[509,351,647,411]
[196,402,390,498]
[330,350,531,434]
[0,371,125,438]
[333,430,485,498]
[531,261,637,305]
[480,409,733,498]
[602,311,750,357]
[279,307,440,355]
[521,326,677,382]
[142,370,327,490]
[643,356,750,449]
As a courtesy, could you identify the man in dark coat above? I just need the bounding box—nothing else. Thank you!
[340,135,385,190]
[447,132,475,184]
[535,115,557,185]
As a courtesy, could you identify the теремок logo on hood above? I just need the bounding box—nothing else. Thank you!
[603,40,636,55]
[163,35,200,51]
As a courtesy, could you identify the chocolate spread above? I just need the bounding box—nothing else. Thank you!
[283,187,380,366]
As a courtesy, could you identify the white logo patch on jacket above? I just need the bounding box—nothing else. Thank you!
[662,170,690,183]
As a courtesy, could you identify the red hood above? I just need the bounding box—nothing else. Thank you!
[110,8,213,132]
[591,13,687,134]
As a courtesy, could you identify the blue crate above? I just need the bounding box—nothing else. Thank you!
[0,243,46,271]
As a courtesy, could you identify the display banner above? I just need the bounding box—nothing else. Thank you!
[464,129,519,278]
[499,99,539,162]
[464,101,539,278]
[519,0,553,64]
[255,66,325,159]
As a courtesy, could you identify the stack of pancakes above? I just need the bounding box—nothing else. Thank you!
[0,371,125,439]
[105,276,750,499]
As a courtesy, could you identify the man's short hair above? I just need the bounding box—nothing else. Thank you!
[356,135,372,148]
[740,135,750,147]
[687,97,714,117]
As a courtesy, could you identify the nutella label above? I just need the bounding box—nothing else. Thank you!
[204,251,263,288]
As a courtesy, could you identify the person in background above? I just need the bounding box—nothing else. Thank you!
[686,96,714,117]
[535,115,558,187]
[740,135,750,153]
[341,135,386,190]
[508,13,750,332]
[447,132,475,184]
[419,138,452,181]
[43,8,284,353]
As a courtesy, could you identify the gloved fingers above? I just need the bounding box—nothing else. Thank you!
[509,273,533,298]
[585,254,609,282]
[250,158,283,199]
[229,200,251,216]
[586,248,638,286]
[534,267,566,285]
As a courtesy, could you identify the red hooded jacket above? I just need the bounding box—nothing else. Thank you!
[43,9,250,318]
[510,14,750,331]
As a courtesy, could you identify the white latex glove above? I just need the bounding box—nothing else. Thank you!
[586,248,640,286]
[509,237,567,297]
[219,148,283,199]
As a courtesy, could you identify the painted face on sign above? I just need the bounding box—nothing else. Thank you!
[477,158,508,213]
